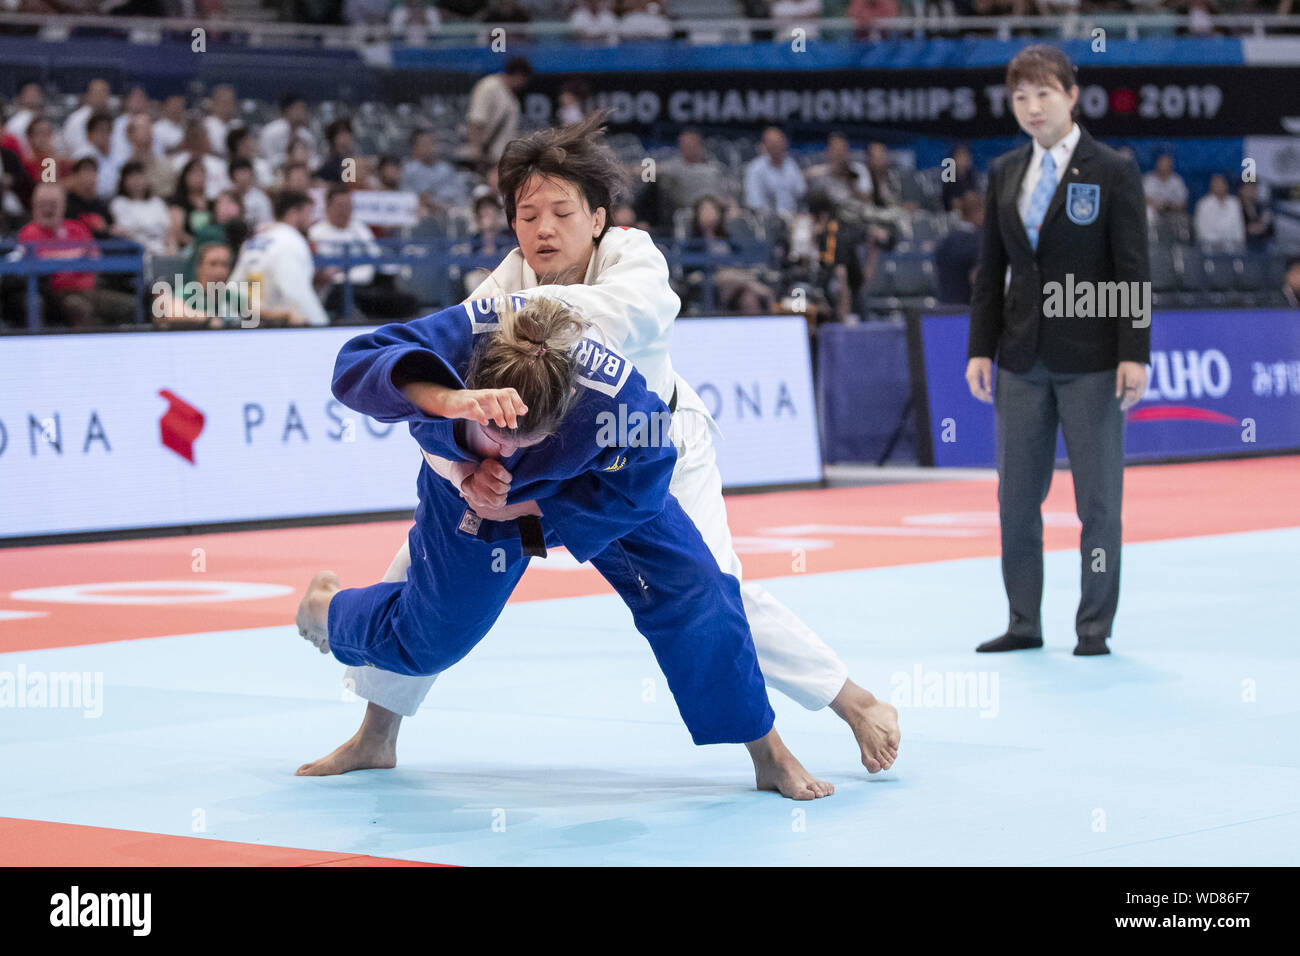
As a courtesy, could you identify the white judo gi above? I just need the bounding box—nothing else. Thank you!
[343,226,848,714]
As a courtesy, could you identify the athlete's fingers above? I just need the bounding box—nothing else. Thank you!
[461,396,490,426]
[480,459,512,485]
[498,393,519,430]
[478,394,508,429]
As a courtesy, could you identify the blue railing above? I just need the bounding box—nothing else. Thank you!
[1,235,779,331]
[0,239,146,331]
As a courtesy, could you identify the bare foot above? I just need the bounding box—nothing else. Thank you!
[296,701,402,776]
[295,571,340,655]
[829,679,901,773]
[746,727,834,800]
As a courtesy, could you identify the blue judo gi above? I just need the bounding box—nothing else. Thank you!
[326,295,775,746]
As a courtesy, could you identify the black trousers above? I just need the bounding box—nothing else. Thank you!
[995,359,1125,641]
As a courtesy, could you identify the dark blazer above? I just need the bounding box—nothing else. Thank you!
[968,125,1150,374]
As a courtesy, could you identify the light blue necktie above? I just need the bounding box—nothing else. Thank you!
[1023,150,1058,250]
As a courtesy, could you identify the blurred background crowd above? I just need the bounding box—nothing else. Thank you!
[3,3,1299,332]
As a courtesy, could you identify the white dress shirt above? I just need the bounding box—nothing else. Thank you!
[1017,122,1081,224]
[1194,194,1246,250]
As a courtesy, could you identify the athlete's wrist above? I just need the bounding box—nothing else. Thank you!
[402,381,452,417]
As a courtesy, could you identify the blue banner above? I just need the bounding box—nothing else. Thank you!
[916,310,1300,467]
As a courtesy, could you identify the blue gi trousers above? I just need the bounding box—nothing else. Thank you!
[326,472,774,746]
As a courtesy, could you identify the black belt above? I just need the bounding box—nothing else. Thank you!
[518,514,547,559]
[669,384,678,412]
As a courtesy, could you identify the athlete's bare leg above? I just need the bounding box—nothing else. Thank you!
[294,572,401,776]
[296,701,401,776]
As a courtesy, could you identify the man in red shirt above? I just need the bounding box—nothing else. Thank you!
[18,182,135,327]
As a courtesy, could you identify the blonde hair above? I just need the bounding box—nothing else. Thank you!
[465,295,589,440]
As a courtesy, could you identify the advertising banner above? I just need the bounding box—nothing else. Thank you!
[1,316,820,537]
[913,310,1300,468]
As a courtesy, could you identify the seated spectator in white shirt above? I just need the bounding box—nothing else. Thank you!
[61,79,111,159]
[390,0,441,45]
[1143,152,1189,224]
[204,85,240,159]
[1194,174,1246,252]
[654,129,737,227]
[109,86,152,165]
[744,126,806,217]
[307,183,417,320]
[570,0,619,44]
[153,95,187,156]
[401,128,468,217]
[117,114,176,199]
[258,94,317,169]
[4,82,45,150]
[229,157,273,229]
[110,159,176,256]
[228,190,330,326]
[73,111,119,200]
[619,0,673,39]
[171,119,230,199]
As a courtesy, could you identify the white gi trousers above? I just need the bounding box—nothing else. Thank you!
[342,377,849,717]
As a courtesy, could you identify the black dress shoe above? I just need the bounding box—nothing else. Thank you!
[975,633,1043,653]
[1073,636,1111,656]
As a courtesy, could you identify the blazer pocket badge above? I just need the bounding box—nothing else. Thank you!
[1066,183,1101,225]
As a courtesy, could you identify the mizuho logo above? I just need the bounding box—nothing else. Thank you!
[1145,349,1231,401]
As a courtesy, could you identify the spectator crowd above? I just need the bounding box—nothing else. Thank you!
[2,67,1297,332]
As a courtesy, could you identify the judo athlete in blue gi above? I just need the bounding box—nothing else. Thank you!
[295,294,834,799]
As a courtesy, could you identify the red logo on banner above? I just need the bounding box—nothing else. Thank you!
[158,389,205,463]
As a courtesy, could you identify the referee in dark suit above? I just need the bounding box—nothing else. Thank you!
[965,45,1151,656]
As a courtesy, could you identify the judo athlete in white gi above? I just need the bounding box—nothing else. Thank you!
[296,112,900,779]
[297,294,834,799]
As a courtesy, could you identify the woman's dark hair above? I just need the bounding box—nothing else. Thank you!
[496,109,628,243]
[1006,44,1077,93]
[226,126,249,157]
[171,158,207,209]
[325,118,353,149]
[1006,44,1080,117]
[464,295,587,441]
[116,159,150,199]
[690,194,726,238]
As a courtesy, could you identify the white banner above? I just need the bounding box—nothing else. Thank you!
[349,190,421,228]
[0,317,820,538]
[0,329,422,538]
[670,315,822,489]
